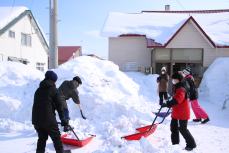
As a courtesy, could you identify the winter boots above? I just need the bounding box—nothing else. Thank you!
[193,118,210,124]
[185,145,196,151]
[201,118,210,124]
[193,118,201,122]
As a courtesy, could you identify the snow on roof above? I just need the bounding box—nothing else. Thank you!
[0,6,28,30]
[102,11,229,46]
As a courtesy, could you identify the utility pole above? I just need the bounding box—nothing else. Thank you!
[49,0,58,69]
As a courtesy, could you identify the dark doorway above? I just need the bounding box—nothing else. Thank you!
[172,63,187,73]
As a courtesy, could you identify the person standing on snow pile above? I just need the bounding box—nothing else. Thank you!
[162,72,196,151]
[182,67,210,124]
[58,76,85,130]
[157,67,169,105]
[32,70,69,153]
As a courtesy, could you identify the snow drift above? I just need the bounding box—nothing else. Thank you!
[199,57,229,107]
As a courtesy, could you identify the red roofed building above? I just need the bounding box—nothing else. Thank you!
[102,9,229,76]
[58,46,82,65]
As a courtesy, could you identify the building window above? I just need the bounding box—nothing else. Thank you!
[8,30,15,38]
[36,62,45,71]
[21,33,32,46]
[8,56,29,65]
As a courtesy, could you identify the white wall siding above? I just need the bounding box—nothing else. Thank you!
[109,36,151,71]
[166,20,229,67]
[0,14,48,71]
[167,21,212,49]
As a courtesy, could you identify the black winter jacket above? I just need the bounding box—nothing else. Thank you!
[32,79,64,128]
[184,75,198,100]
[58,80,80,106]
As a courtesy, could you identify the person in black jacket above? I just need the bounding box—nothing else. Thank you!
[32,70,68,153]
[182,67,210,124]
[58,76,85,130]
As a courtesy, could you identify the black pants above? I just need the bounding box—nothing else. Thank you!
[34,125,63,153]
[159,92,168,105]
[170,118,196,148]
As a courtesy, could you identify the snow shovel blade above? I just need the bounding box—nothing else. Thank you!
[61,134,95,147]
[136,124,158,132]
[121,125,157,141]
[153,111,171,118]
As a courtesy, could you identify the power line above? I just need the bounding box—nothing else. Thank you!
[175,0,186,10]
[10,0,16,13]
[11,0,15,8]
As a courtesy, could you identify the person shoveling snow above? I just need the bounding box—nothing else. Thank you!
[58,76,86,132]
[32,70,69,153]
[161,72,197,151]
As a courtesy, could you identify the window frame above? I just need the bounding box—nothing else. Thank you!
[8,30,15,38]
[21,33,32,47]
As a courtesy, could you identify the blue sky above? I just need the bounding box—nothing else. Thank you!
[0,0,229,58]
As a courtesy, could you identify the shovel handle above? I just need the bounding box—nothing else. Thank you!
[158,108,171,124]
[68,125,80,140]
[148,107,171,131]
[77,104,87,120]
[148,106,163,131]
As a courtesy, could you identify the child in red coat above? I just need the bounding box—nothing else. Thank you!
[162,72,196,151]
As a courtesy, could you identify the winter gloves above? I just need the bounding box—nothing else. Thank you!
[161,97,177,108]
[61,119,69,127]
[60,119,71,132]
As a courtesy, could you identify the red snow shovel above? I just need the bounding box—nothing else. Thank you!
[58,123,96,147]
[121,107,170,141]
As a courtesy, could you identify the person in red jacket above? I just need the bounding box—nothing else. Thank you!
[162,72,196,151]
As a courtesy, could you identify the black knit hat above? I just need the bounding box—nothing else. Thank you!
[172,72,183,81]
[73,76,82,84]
[45,70,58,82]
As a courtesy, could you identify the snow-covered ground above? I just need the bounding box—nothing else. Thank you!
[0,56,229,153]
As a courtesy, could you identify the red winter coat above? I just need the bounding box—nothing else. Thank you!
[171,84,190,120]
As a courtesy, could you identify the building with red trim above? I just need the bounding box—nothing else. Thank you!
[58,46,82,65]
[102,9,229,76]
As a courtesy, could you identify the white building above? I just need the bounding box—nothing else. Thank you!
[102,9,229,76]
[0,7,48,71]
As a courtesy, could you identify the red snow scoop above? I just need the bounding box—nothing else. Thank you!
[61,133,95,147]
[58,123,96,147]
[121,107,170,141]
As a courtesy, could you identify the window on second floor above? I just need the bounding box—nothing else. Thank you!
[21,33,32,46]
[8,30,15,38]
[36,62,45,71]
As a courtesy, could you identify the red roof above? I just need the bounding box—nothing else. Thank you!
[146,38,163,48]
[142,9,229,14]
[58,46,81,63]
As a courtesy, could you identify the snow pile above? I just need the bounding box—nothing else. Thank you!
[125,72,159,102]
[0,56,160,151]
[199,57,229,106]
[0,62,43,121]
[54,56,158,143]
